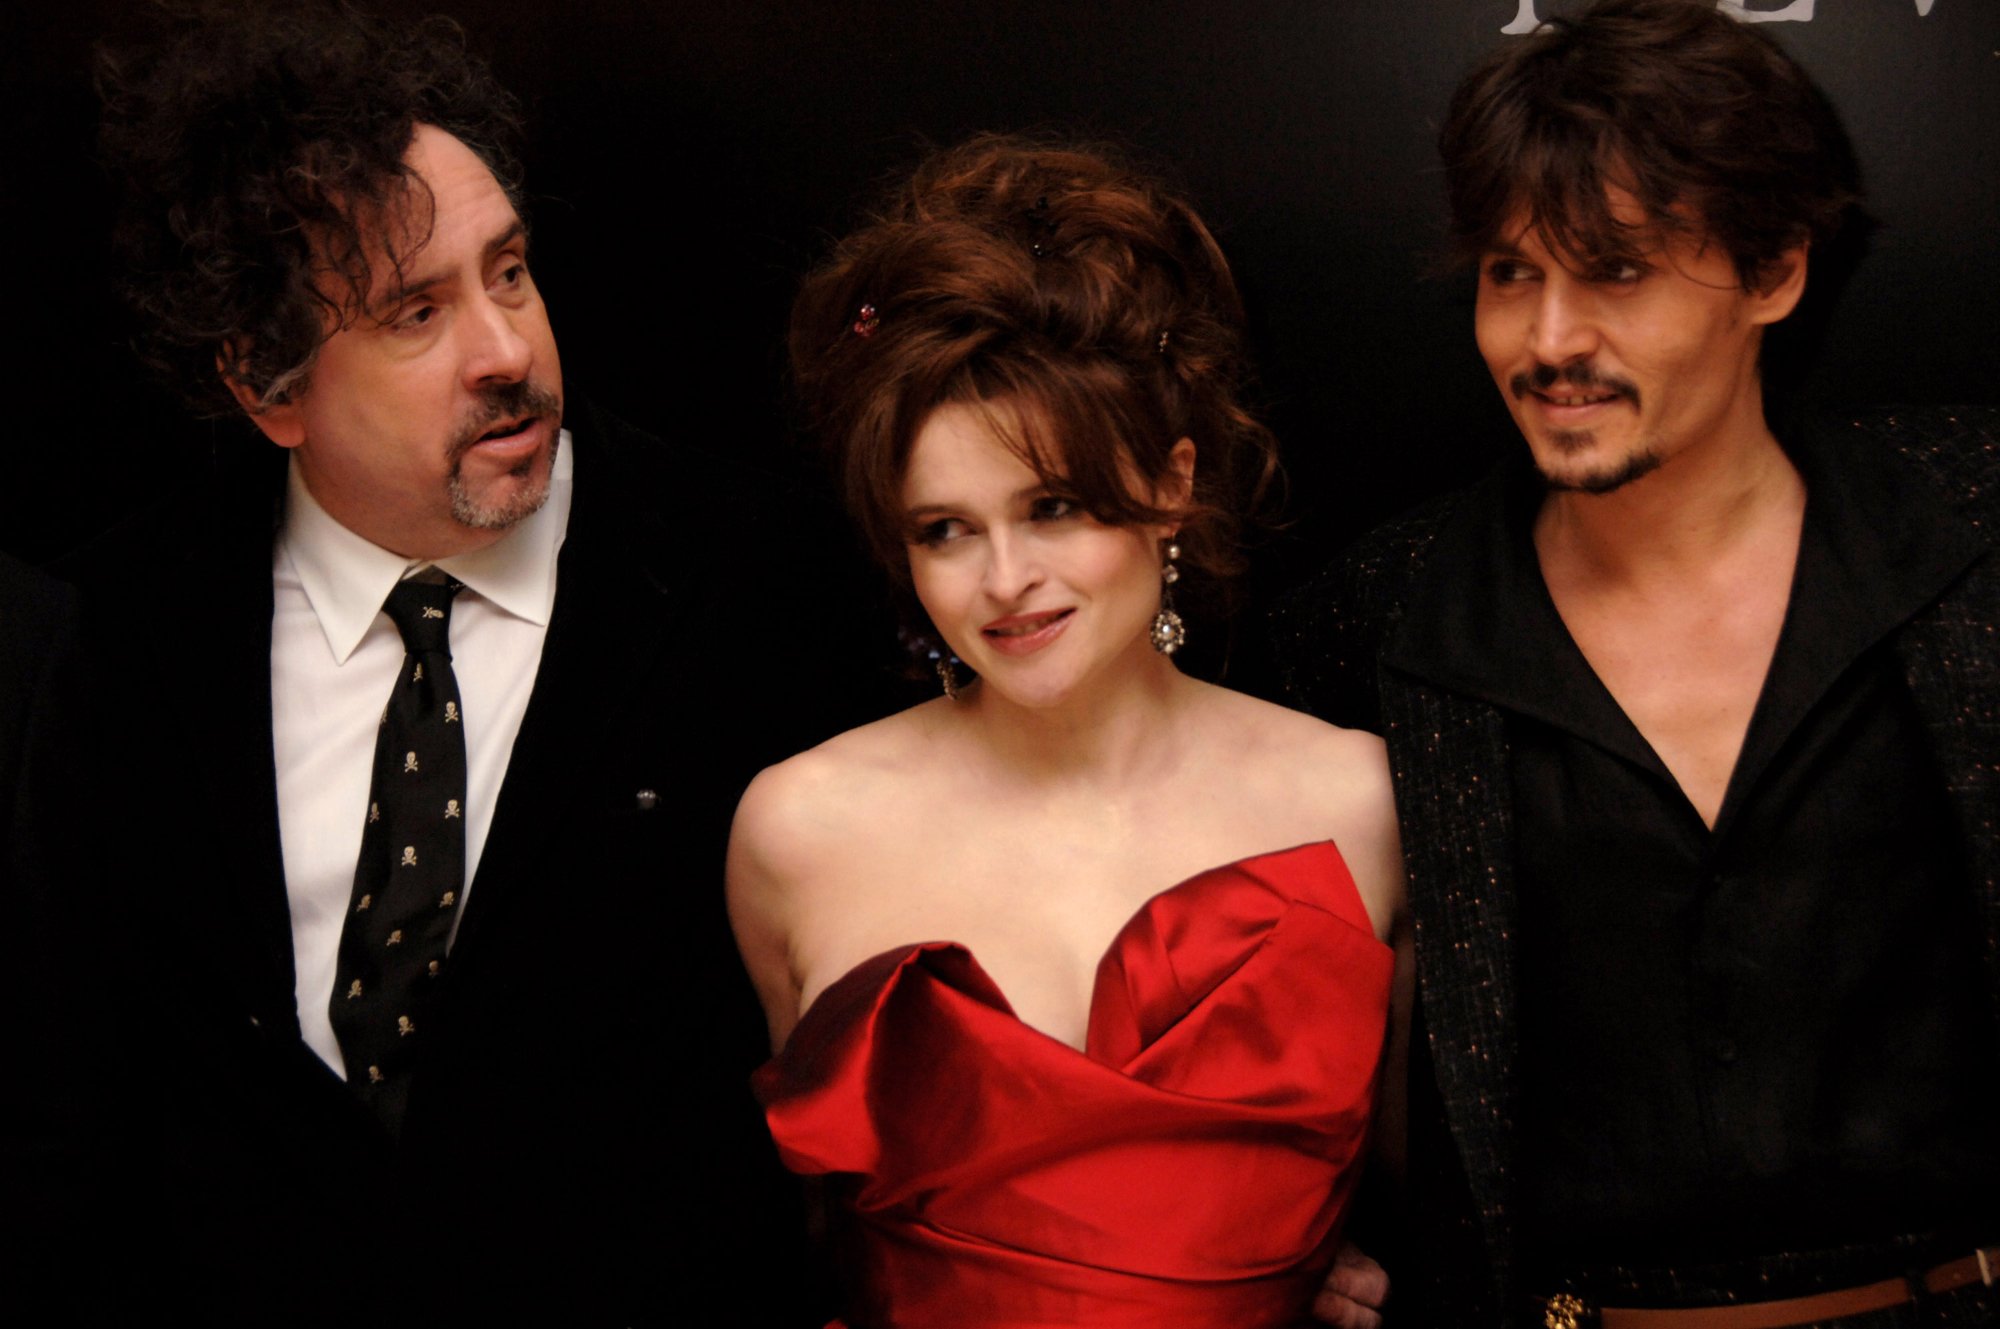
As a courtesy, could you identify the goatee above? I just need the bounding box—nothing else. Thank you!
[445,380,563,530]
[1539,443,1664,495]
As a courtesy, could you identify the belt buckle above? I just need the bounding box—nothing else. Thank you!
[1543,1291,1589,1329]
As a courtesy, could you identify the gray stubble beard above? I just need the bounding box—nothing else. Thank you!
[447,432,557,530]
[443,379,564,531]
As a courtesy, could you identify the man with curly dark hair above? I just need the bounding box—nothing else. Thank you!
[69,3,828,1322]
[1282,2,2000,1327]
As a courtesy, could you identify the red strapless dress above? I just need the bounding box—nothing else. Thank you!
[754,841,1393,1329]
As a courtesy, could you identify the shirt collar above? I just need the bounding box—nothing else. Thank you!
[1380,460,1638,753]
[1382,420,1985,760]
[279,429,574,665]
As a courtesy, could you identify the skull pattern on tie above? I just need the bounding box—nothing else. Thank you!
[330,575,467,1136]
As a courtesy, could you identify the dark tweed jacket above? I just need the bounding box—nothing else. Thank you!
[1274,406,2000,1326]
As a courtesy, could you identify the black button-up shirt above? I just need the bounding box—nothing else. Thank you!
[1397,430,2000,1271]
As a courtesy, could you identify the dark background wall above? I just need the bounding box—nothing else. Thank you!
[8,1,1996,656]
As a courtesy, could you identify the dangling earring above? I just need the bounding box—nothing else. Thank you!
[928,643,967,700]
[899,626,969,701]
[1150,540,1187,656]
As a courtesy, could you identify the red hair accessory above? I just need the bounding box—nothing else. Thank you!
[852,303,880,338]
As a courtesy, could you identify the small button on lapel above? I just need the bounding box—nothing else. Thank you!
[635,788,659,811]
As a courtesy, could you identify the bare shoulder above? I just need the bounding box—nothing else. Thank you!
[730,702,942,890]
[727,702,950,1044]
[1197,688,1404,936]
[1205,687,1391,799]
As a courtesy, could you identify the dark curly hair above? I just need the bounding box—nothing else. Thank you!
[1439,0,1861,291]
[789,134,1281,638]
[97,1,524,417]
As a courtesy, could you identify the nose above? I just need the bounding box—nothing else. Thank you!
[460,294,534,387]
[981,527,1044,604]
[1527,274,1600,367]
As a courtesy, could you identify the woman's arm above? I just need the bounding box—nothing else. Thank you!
[1310,726,1409,1329]
[725,764,811,1052]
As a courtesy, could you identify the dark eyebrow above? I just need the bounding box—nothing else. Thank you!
[375,221,529,315]
[903,481,1058,523]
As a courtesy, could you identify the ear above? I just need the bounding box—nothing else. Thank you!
[1747,242,1809,327]
[219,349,307,449]
[1155,437,1197,518]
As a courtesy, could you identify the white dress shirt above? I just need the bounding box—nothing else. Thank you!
[271,435,573,1079]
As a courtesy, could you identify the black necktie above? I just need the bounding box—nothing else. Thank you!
[330,575,467,1136]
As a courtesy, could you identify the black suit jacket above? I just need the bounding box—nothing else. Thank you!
[1274,407,2000,1326]
[62,399,868,1324]
[0,553,125,1319]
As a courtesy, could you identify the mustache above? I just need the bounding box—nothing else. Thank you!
[446,380,563,460]
[1510,362,1640,407]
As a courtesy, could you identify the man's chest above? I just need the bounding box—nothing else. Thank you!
[1545,572,1794,829]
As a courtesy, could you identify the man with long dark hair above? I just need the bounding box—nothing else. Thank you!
[1284,2,2000,1325]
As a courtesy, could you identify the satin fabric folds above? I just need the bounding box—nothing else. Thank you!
[755,841,1393,1328]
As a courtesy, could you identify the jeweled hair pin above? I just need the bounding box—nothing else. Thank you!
[1027,195,1059,258]
[852,303,880,337]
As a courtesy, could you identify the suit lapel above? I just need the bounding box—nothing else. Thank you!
[1379,667,1520,1302]
[1894,554,2000,1039]
[447,405,681,966]
[1370,475,1525,1309]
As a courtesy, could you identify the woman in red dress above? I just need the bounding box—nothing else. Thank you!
[729,135,1409,1328]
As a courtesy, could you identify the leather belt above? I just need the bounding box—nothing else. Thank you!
[1538,1246,1998,1329]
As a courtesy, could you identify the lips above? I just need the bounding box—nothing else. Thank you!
[980,608,1074,656]
[474,416,535,443]
[1512,365,1639,415]
[1534,389,1622,408]
[457,414,552,467]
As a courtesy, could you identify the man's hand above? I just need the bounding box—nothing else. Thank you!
[1312,1241,1389,1329]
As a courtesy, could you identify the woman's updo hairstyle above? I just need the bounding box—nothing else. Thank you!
[789,134,1280,623]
